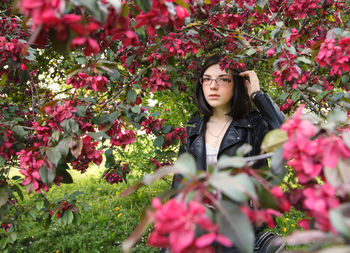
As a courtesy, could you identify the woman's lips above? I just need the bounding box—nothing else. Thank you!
[209,95,220,99]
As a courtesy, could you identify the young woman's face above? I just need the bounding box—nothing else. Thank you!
[202,64,234,113]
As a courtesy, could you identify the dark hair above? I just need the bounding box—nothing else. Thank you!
[195,54,251,118]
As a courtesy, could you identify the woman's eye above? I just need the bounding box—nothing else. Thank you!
[220,78,231,82]
[203,78,211,82]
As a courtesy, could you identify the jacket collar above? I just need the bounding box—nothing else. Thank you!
[187,115,253,164]
[187,115,253,138]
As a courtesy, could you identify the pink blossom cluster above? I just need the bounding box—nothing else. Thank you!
[284,0,322,19]
[281,106,350,231]
[71,136,103,173]
[1,223,12,232]
[18,150,62,193]
[105,121,136,148]
[104,163,130,184]
[241,206,281,228]
[286,28,300,47]
[141,117,165,134]
[44,100,76,130]
[164,127,188,149]
[151,158,171,170]
[67,73,108,92]
[0,37,28,83]
[161,33,199,58]
[143,68,172,93]
[282,105,350,183]
[273,53,302,88]
[316,37,350,76]
[209,13,243,30]
[279,99,294,112]
[149,198,232,253]
[50,201,78,219]
[300,183,340,231]
[0,16,28,39]
[135,0,189,36]
[0,125,16,161]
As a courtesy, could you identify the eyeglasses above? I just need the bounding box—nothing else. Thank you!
[200,77,233,87]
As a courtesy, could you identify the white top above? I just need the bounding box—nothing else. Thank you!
[206,144,219,169]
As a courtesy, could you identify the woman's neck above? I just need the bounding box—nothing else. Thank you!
[211,107,231,121]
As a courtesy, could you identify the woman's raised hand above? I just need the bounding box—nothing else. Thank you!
[239,70,260,98]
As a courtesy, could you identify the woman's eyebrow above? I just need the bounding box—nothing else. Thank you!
[203,74,231,77]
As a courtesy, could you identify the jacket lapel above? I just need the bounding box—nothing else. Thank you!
[187,117,207,170]
[219,117,252,154]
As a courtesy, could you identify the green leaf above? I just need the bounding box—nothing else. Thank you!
[316,90,330,101]
[127,89,137,103]
[46,148,61,166]
[1,73,8,87]
[175,0,189,9]
[162,125,172,134]
[108,0,122,13]
[270,146,287,178]
[0,188,9,207]
[329,203,350,238]
[343,131,350,150]
[69,191,84,201]
[131,105,141,114]
[236,144,252,156]
[297,56,312,64]
[153,136,165,148]
[88,131,110,140]
[174,152,196,177]
[209,172,257,202]
[60,119,80,134]
[246,48,257,56]
[56,162,73,184]
[257,0,268,9]
[271,27,280,39]
[327,108,347,124]
[136,0,152,12]
[56,138,70,159]
[261,129,288,153]
[126,55,136,68]
[105,149,116,168]
[217,200,254,253]
[342,74,350,85]
[12,184,24,201]
[67,210,74,224]
[39,165,56,185]
[0,156,6,167]
[217,155,246,169]
[76,105,87,117]
[12,126,27,138]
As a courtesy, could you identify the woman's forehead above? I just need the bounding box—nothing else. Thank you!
[203,64,231,76]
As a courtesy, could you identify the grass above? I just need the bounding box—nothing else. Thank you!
[7,166,169,253]
[7,165,307,253]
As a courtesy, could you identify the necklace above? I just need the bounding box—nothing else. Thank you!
[206,119,231,145]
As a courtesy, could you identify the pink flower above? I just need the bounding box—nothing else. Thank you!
[149,198,232,252]
[266,48,275,56]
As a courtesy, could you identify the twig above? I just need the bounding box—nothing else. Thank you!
[306,87,350,111]
[29,77,36,120]
[296,88,327,118]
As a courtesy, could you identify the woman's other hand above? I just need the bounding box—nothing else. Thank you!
[239,70,260,99]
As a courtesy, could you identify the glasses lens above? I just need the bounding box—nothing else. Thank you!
[217,78,231,86]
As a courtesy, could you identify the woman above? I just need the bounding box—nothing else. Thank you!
[172,54,285,253]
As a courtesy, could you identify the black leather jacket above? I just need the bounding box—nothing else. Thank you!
[172,92,285,189]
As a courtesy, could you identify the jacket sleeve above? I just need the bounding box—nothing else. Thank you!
[171,144,185,190]
[250,92,285,169]
[251,91,285,130]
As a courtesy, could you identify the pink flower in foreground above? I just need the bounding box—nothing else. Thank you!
[149,198,232,253]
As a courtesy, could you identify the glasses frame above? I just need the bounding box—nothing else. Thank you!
[200,77,233,87]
